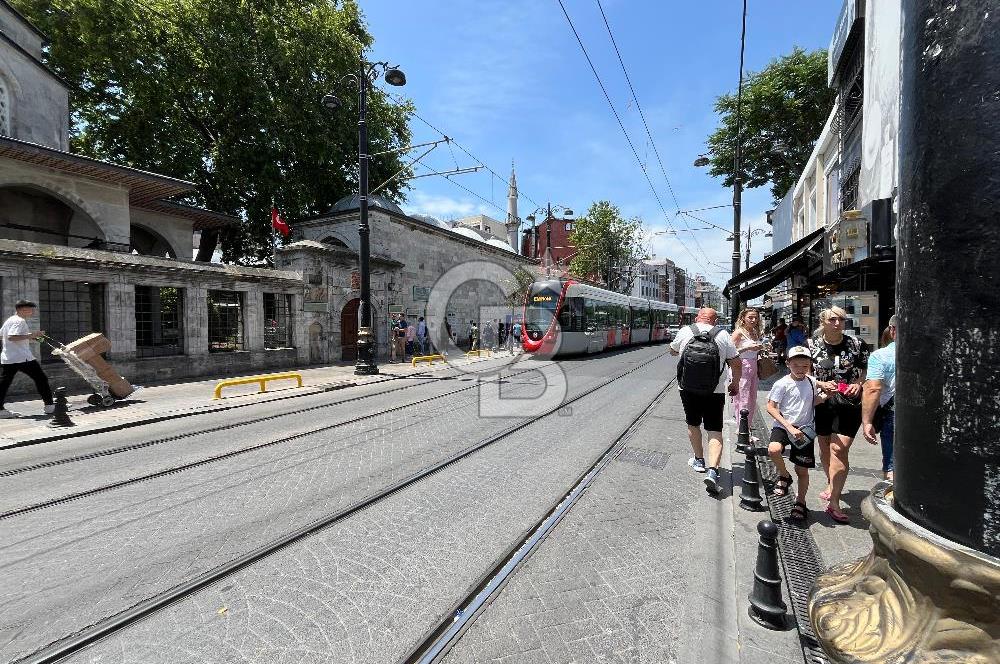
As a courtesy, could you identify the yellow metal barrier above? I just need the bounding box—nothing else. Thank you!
[411,354,446,367]
[465,349,492,358]
[213,372,303,399]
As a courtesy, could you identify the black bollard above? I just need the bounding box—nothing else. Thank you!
[48,387,75,428]
[748,520,787,629]
[739,409,765,511]
[735,408,751,454]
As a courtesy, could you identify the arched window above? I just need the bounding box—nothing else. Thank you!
[0,76,10,137]
[320,235,350,249]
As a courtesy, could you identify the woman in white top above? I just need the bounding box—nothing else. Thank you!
[730,307,764,423]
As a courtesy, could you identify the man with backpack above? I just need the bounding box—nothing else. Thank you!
[669,308,741,494]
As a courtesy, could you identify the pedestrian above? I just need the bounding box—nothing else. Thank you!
[809,306,869,524]
[730,307,764,423]
[669,307,741,494]
[862,315,897,481]
[470,321,480,351]
[511,320,522,353]
[389,316,398,363]
[787,316,807,349]
[443,319,453,355]
[0,300,55,418]
[416,317,428,355]
[467,320,474,350]
[765,346,826,521]
[394,315,408,362]
[772,318,787,364]
[405,318,416,357]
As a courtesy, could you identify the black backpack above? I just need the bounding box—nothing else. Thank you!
[678,324,725,394]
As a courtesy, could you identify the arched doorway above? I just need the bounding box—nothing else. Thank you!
[341,298,360,361]
[131,224,176,258]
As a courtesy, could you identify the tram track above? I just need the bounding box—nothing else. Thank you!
[14,349,670,664]
[0,360,546,519]
[402,376,676,664]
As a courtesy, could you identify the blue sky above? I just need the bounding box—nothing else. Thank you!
[361,0,841,285]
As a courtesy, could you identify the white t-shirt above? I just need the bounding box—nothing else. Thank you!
[670,323,739,394]
[1,314,35,364]
[767,374,817,432]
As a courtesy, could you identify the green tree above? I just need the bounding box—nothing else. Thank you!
[706,47,835,201]
[568,201,646,294]
[12,0,412,264]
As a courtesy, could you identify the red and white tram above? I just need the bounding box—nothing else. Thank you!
[522,278,674,355]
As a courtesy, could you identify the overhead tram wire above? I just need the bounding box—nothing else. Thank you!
[555,0,711,271]
[387,93,544,210]
[595,0,725,270]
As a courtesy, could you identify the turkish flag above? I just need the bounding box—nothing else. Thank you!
[271,206,290,236]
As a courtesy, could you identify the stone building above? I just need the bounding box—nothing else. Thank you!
[0,2,305,395]
[277,194,537,362]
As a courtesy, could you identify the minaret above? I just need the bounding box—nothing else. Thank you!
[505,163,521,253]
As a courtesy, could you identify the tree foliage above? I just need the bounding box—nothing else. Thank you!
[568,201,646,294]
[706,47,835,201]
[12,0,413,264]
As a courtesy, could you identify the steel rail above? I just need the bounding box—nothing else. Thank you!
[400,377,676,664]
[0,359,562,519]
[15,350,669,664]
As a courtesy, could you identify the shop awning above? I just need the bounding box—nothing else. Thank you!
[724,228,824,300]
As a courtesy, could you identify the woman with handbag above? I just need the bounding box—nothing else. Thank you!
[730,308,765,423]
[809,306,870,523]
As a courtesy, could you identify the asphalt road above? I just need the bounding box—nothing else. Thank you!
[0,346,675,664]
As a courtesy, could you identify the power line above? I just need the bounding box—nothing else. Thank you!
[556,0,716,272]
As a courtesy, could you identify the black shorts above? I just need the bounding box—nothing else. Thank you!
[679,390,725,432]
[815,400,862,438]
[769,427,816,468]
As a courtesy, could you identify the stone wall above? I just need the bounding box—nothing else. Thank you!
[0,17,70,151]
[0,239,307,397]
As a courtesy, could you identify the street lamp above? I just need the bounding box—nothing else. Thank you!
[728,228,773,270]
[525,203,574,270]
[324,61,407,376]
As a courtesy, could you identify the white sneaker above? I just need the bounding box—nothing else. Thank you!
[0,409,17,419]
[44,404,56,414]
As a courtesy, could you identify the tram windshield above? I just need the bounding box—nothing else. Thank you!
[525,282,561,335]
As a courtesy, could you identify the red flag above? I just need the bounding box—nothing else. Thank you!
[271,206,290,236]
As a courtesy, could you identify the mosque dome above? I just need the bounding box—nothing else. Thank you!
[328,194,404,215]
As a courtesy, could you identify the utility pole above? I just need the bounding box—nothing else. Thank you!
[730,0,748,319]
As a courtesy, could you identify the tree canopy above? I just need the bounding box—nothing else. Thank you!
[13,0,413,264]
[568,201,646,294]
[706,47,835,201]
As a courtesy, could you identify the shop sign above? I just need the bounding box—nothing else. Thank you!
[412,285,431,301]
[828,0,861,84]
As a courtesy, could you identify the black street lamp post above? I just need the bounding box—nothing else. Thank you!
[525,203,573,276]
[324,62,406,376]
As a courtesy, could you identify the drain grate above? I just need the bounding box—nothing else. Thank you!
[750,408,832,664]
[617,447,670,471]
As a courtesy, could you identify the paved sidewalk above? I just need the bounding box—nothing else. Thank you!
[0,351,513,448]
[443,386,803,664]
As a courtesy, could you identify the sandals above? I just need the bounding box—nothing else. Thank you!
[789,501,808,521]
[826,505,850,524]
[773,474,793,497]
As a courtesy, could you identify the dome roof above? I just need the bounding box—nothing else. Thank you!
[328,194,404,215]
[450,226,488,241]
[411,213,453,230]
[486,237,516,253]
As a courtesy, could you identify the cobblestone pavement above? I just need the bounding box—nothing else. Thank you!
[0,346,666,662]
[440,389,804,664]
[62,348,672,664]
[0,357,554,514]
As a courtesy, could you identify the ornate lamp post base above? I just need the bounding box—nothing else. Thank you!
[354,326,379,375]
[809,482,1000,663]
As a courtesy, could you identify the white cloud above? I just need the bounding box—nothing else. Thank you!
[402,190,490,220]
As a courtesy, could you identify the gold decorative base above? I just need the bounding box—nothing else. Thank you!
[809,482,1000,663]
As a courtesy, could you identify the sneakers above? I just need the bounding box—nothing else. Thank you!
[44,404,56,414]
[0,409,16,419]
[688,457,707,473]
[703,468,721,494]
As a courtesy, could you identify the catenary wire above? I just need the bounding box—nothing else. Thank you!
[595,0,722,269]
[555,0,719,273]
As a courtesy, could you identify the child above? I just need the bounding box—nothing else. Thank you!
[765,345,824,521]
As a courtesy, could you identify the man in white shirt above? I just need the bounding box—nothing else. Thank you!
[669,308,741,493]
[1,300,55,418]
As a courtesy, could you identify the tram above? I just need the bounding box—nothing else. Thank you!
[522,278,675,355]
